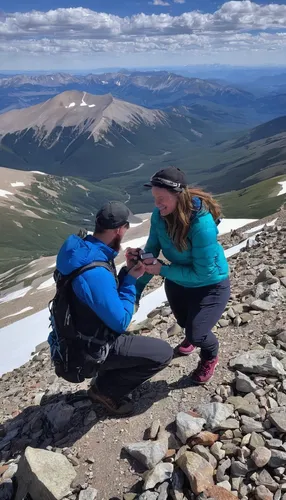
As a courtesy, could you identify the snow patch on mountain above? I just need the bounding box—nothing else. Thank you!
[0,286,33,304]
[10,181,25,187]
[0,189,13,198]
[277,181,286,196]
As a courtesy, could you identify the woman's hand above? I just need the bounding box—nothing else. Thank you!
[144,260,162,276]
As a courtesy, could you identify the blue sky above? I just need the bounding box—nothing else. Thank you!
[3,0,286,15]
[1,1,223,15]
[1,1,286,70]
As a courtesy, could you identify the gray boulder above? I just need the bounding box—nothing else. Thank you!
[229,351,285,377]
[79,488,98,500]
[195,403,234,430]
[143,463,173,490]
[176,412,205,444]
[269,411,286,433]
[15,446,76,500]
[235,371,258,393]
[124,432,168,469]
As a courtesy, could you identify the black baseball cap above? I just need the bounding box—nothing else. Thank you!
[95,201,142,229]
[144,166,188,192]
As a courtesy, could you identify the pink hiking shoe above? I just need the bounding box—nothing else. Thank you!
[191,357,219,384]
[177,338,196,356]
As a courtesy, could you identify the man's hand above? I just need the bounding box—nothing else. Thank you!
[144,260,162,276]
[125,247,141,270]
[128,260,146,279]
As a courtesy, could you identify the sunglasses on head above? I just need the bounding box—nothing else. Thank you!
[150,175,184,191]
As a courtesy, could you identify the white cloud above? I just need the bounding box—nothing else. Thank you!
[174,0,186,3]
[1,2,286,40]
[1,31,286,57]
[0,2,286,67]
[152,0,170,5]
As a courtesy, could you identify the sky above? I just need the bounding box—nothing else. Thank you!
[1,1,286,70]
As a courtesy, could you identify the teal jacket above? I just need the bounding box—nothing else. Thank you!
[136,199,229,302]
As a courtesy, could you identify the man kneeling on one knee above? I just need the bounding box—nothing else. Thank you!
[49,201,173,416]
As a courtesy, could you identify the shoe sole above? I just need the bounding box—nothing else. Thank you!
[190,362,219,385]
[178,350,196,356]
[87,388,134,417]
[176,346,196,356]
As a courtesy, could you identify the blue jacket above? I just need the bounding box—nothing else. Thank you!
[56,234,136,334]
[136,198,229,301]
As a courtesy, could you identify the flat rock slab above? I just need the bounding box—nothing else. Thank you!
[188,431,219,447]
[177,451,214,495]
[269,411,286,433]
[176,412,206,444]
[251,299,274,311]
[206,486,238,499]
[15,446,76,500]
[235,371,258,393]
[195,403,234,430]
[229,351,285,377]
[78,488,98,500]
[143,463,173,490]
[124,434,168,470]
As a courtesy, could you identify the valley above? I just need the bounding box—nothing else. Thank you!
[0,70,285,278]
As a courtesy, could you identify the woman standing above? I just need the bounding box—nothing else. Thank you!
[132,166,230,384]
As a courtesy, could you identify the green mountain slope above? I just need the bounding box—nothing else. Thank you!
[0,170,128,274]
[200,116,286,194]
[218,175,286,219]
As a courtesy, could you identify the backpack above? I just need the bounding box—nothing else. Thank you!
[48,261,114,383]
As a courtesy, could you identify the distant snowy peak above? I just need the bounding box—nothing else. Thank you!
[0,71,252,100]
[0,90,166,144]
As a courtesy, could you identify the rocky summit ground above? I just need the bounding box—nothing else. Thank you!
[0,207,286,500]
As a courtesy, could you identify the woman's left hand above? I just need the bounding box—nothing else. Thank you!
[144,260,162,276]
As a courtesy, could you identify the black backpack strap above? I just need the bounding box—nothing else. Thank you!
[62,261,113,287]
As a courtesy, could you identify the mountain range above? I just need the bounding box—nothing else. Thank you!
[0,71,254,108]
[0,90,215,181]
[1,89,285,191]
[0,71,285,275]
[1,70,284,129]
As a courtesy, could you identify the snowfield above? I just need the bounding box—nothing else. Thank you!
[0,310,50,376]
[218,218,257,235]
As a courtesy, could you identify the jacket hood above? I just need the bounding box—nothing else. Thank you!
[191,196,203,215]
[191,196,221,226]
[56,234,117,276]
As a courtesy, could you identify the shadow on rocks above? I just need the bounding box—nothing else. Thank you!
[168,374,200,390]
[0,380,170,463]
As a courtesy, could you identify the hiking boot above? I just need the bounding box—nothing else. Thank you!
[177,338,196,356]
[87,385,134,417]
[191,357,219,385]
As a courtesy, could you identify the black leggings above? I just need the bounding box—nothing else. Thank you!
[165,278,230,360]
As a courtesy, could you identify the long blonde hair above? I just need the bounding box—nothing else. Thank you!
[164,187,221,252]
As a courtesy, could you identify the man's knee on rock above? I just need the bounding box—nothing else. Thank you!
[159,341,173,368]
